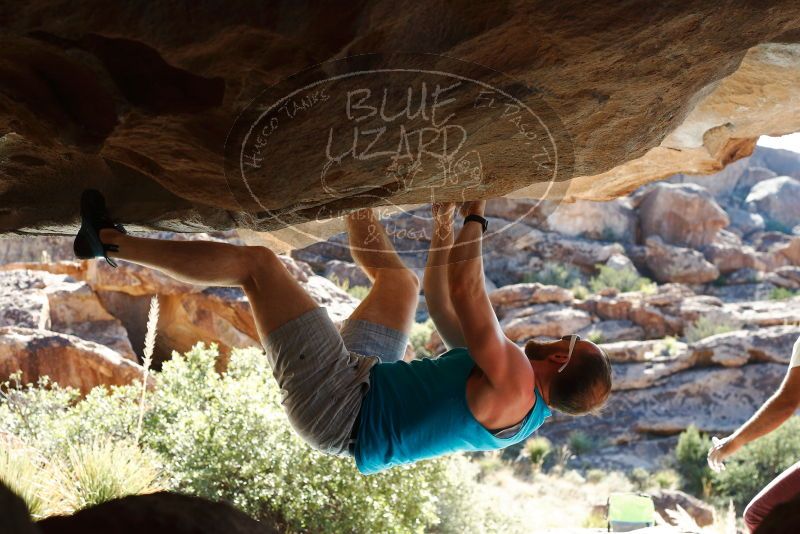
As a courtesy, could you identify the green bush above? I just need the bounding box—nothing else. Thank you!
[651,469,680,490]
[568,431,595,456]
[409,319,435,359]
[628,467,650,491]
[588,265,655,294]
[524,262,583,289]
[675,425,712,497]
[585,468,606,484]
[713,417,800,510]
[0,345,501,533]
[521,437,552,470]
[770,287,799,301]
[684,316,738,343]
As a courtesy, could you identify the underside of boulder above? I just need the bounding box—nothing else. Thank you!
[2,1,800,248]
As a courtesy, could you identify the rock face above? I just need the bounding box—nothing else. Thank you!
[2,3,800,240]
[0,254,359,377]
[644,236,720,284]
[745,176,800,231]
[0,327,146,394]
[636,183,729,248]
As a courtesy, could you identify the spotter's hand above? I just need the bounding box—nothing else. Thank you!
[707,435,738,473]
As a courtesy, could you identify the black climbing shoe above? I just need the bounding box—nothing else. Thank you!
[73,189,127,268]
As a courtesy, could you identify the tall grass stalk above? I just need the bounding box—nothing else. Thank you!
[135,296,159,444]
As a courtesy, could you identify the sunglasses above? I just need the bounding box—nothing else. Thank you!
[558,334,580,373]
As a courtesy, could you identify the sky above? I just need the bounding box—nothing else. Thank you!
[757,132,800,153]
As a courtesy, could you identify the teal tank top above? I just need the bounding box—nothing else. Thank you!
[353,347,552,474]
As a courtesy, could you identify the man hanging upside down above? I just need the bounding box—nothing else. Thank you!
[74,190,611,474]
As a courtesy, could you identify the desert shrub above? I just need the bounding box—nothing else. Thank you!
[0,345,501,533]
[524,262,583,289]
[585,329,605,344]
[568,431,595,456]
[572,284,590,300]
[522,437,552,470]
[684,316,737,343]
[770,287,799,301]
[651,468,680,490]
[588,264,655,294]
[409,319,435,359]
[329,275,370,300]
[675,425,713,497]
[629,467,650,491]
[712,417,800,510]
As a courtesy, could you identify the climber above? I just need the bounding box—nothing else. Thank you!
[74,190,611,474]
[707,335,800,532]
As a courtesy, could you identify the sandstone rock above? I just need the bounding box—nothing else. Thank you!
[728,297,800,327]
[0,326,146,394]
[544,198,637,243]
[734,165,779,197]
[323,260,371,289]
[727,206,766,238]
[5,4,800,238]
[0,270,50,330]
[669,157,749,201]
[600,339,688,364]
[689,326,800,367]
[0,260,87,280]
[745,176,800,231]
[702,230,766,274]
[501,305,592,342]
[0,236,75,263]
[645,236,719,284]
[652,490,715,527]
[611,353,696,391]
[752,232,800,268]
[636,183,729,248]
[488,283,573,318]
[37,491,278,534]
[593,295,633,321]
[43,278,136,359]
[578,320,644,344]
[766,272,800,290]
[85,261,199,296]
[604,253,636,272]
[724,268,765,285]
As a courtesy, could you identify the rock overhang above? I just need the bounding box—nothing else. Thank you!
[1,1,800,250]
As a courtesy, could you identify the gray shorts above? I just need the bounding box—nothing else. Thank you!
[264,307,408,455]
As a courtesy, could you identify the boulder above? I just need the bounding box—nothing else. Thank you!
[0,326,146,394]
[651,490,715,527]
[37,491,278,534]
[636,183,729,248]
[645,236,720,284]
[702,230,766,274]
[752,232,800,268]
[600,339,688,364]
[745,176,800,232]
[689,326,800,367]
[728,297,800,327]
[488,283,573,318]
[500,305,592,341]
[605,253,636,272]
[611,353,696,391]
[766,266,800,289]
[726,206,766,238]
[578,320,644,344]
[544,198,637,243]
[733,165,778,198]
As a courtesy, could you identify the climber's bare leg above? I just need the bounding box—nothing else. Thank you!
[99,230,317,343]
[344,209,419,334]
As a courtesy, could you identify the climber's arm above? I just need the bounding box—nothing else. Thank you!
[424,203,467,350]
[447,201,529,389]
[708,364,800,471]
